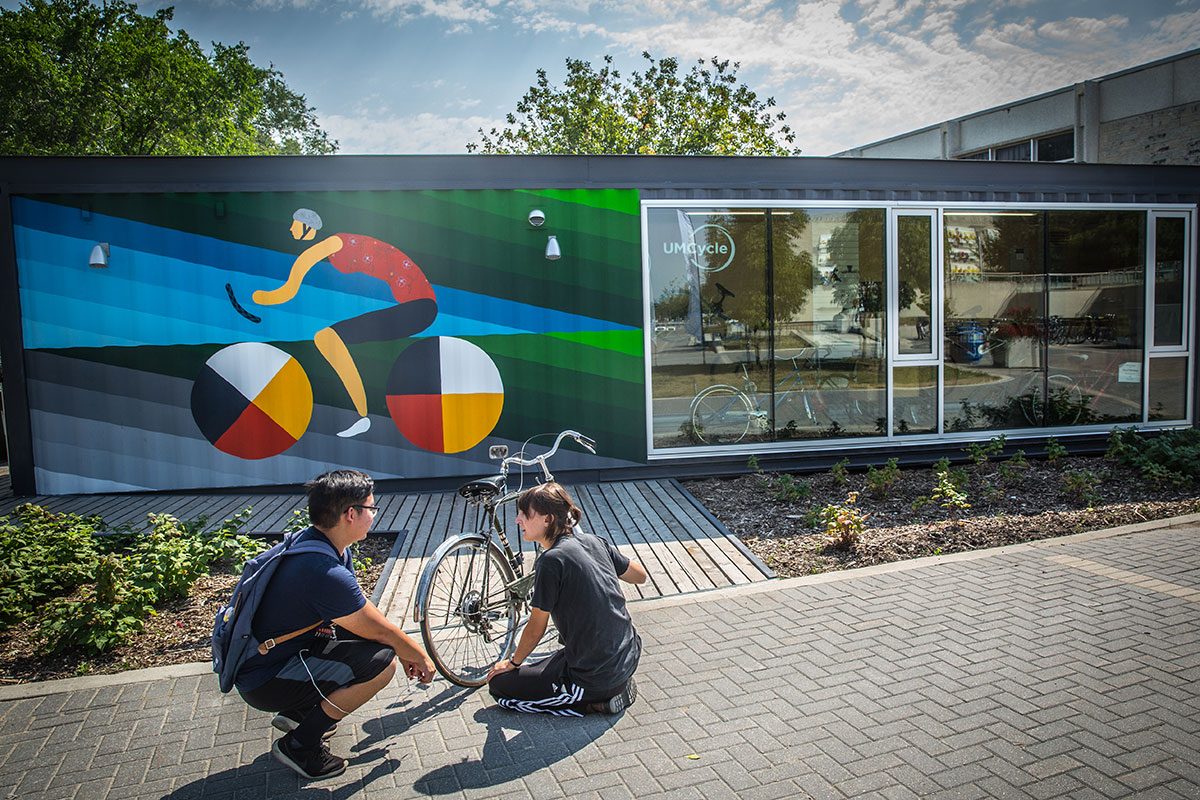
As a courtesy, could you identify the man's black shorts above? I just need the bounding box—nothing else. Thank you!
[239,634,395,716]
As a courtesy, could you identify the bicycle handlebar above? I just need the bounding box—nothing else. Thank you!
[500,430,596,482]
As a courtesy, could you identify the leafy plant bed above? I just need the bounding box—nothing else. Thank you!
[685,431,1200,579]
[0,509,396,685]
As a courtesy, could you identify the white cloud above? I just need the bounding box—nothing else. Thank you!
[280,0,1199,156]
[321,110,502,153]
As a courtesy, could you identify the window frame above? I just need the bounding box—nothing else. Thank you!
[642,199,1196,458]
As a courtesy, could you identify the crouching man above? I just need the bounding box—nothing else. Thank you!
[234,469,434,781]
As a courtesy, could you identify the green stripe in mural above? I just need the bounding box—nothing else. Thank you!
[514,188,640,217]
[547,329,644,359]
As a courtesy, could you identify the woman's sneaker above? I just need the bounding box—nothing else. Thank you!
[588,677,637,715]
[271,710,337,740]
[272,733,347,781]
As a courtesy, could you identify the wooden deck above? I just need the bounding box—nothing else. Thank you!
[0,478,774,628]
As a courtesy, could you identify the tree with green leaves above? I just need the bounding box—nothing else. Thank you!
[468,52,801,156]
[0,0,336,155]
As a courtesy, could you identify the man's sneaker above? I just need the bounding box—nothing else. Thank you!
[271,710,337,740]
[588,676,637,715]
[272,733,347,781]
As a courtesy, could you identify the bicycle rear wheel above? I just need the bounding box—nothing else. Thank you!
[419,538,519,687]
[690,385,754,444]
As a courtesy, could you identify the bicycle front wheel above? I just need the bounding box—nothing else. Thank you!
[419,539,519,687]
[690,385,754,444]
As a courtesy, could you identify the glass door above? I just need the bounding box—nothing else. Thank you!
[888,209,939,435]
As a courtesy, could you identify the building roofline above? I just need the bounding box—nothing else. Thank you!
[833,47,1200,157]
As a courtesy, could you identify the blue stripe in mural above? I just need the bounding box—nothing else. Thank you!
[13,199,635,350]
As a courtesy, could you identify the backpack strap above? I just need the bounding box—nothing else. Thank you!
[257,620,324,655]
[255,535,346,655]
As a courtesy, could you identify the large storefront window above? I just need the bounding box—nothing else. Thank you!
[943,210,1145,431]
[647,206,884,448]
[648,202,1188,454]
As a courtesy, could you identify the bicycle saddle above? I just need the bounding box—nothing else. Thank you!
[458,474,506,501]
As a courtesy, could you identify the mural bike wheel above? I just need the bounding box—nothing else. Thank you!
[191,342,313,459]
[385,336,504,453]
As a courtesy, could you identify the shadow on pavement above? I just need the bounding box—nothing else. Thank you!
[412,704,615,795]
[160,683,478,799]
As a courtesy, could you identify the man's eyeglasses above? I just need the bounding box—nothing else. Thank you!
[351,504,380,512]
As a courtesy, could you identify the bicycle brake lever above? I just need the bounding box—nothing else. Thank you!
[576,434,597,453]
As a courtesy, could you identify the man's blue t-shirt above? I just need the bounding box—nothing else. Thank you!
[235,527,367,691]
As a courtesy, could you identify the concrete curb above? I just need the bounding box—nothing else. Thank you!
[0,661,213,701]
[3,511,1198,702]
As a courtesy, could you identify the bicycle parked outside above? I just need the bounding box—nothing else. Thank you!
[687,347,860,444]
[411,429,596,687]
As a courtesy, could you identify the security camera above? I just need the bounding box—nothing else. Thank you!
[528,209,545,227]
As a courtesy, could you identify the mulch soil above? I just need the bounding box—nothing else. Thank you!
[685,455,1200,578]
[0,533,396,685]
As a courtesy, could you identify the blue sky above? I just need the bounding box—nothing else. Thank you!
[14,0,1200,154]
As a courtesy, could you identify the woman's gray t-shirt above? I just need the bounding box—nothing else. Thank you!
[531,530,641,690]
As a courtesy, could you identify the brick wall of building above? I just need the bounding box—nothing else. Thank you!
[1099,102,1200,165]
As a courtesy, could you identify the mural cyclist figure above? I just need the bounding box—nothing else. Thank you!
[485,482,648,715]
[234,470,436,781]
[252,208,439,438]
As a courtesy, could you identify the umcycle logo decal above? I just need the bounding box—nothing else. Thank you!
[663,224,736,272]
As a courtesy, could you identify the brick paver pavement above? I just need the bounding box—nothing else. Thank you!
[1,523,1198,799]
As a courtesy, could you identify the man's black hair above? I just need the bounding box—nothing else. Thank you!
[305,469,374,529]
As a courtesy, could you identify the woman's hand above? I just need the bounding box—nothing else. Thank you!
[486,658,519,683]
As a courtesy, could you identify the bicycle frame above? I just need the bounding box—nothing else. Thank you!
[411,430,596,628]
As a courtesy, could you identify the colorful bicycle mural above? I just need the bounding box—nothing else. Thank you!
[191,208,504,459]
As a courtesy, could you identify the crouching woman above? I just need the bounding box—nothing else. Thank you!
[486,482,647,716]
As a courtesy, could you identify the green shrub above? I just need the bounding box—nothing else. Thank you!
[820,492,868,550]
[931,457,968,491]
[1107,427,1200,487]
[965,434,1006,465]
[931,468,971,513]
[997,450,1028,484]
[0,505,102,626]
[1062,468,1102,507]
[1,505,264,656]
[866,458,900,498]
[1045,437,1068,464]
[831,458,850,486]
[773,474,812,503]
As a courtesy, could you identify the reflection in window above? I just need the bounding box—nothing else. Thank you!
[1036,131,1074,162]
[1046,211,1144,426]
[942,211,1044,432]
[942,211,1145,430]
[897,215,933,356]
[647,208,767,448]
[1154,217,1186,347]
[646,206,887,448]
[1148,357,1188,421]
[994,141,1032,161]
[893,366,937,434]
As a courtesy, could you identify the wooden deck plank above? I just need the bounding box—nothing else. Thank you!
[373,494,406,533]
[652,480,756,585]
[575,485,645,601]
[243,495,292,533]
[668,479,776,580]
[203,495,259,533]
[659,480,769,582]
[388,492,447,629]
[259,495,306,533]
[577,484,649,600]
[641,479,740,588]
[627,481,719,592]
[608,481,704,594]
[599,481,688,596]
